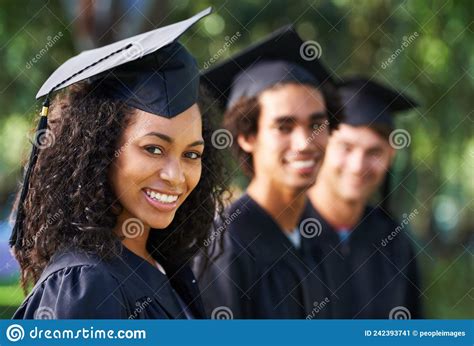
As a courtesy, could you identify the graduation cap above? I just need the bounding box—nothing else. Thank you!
[10,7,212,250]
[338,77,418,128]
[201,25,334,109]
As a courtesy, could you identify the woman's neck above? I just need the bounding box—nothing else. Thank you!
[113,212,155,267]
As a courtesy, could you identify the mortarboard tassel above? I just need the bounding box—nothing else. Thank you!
[10,96,50,251]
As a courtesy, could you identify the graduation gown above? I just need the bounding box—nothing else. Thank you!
[307,205,422,319]
[195,193,344,319]
[13,245,205,319]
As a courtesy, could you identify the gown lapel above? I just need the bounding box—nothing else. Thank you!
[237,195,331,317]
[107,246,185,319]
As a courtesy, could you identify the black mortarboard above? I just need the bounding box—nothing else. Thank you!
[10,7,212,250]
[37,7,211,117]
[201,25,334,109]
[338,77,418,128]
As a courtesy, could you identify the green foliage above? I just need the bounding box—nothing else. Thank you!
[420,252,473,318]
[0,0,471,319]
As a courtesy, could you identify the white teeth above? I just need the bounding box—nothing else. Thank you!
[288,160,315,169]
[145,190,179,204]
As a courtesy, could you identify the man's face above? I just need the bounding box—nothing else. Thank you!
[320,124,395,202]
[238,83,329,193]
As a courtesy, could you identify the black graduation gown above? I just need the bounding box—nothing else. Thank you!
[195,194,341,319]
[307,205,422,319]
[13,245,205,319]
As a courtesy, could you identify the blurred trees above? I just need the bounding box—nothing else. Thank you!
[0,0,472,317]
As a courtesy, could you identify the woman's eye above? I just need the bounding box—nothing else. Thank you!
[145,146,163,155]
[185,152,202,160]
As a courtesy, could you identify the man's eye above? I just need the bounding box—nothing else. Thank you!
[145,146,163,155]
[312,123,324,130]
[369,150,382,158]
[277,125,292,133]
[341,144,351,152]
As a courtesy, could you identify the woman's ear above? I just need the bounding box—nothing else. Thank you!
[237,134,256,153]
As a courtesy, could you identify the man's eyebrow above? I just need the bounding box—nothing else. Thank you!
[273,116,297,124]
[273,112,327,125]
[309,112,327,120]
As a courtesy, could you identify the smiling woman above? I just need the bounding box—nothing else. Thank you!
[10,9,228,319]
[110,105,205,231]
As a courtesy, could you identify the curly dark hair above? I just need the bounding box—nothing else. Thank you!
[223,81,343,177]
[13,82,229,291]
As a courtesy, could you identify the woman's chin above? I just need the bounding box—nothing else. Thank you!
[147,215,176,230]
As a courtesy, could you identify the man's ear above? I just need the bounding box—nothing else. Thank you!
[237,134,256,153]
[388,145,397,165]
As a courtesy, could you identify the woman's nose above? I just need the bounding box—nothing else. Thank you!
[159,158,185,186]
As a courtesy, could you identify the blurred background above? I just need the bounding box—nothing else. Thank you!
[0,0,472,318]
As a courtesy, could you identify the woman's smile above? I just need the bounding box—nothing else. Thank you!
[143,187,182,212]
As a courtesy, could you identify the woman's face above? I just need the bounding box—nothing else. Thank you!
[110,104,204,230]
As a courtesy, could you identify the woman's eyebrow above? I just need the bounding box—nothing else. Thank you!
[144,132,204,147]
[188,140,205,147]
[144,132,173,143]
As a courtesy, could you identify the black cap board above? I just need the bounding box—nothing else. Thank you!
[37,7,212,117]
[338,77,418,128]
[201,25,334,109]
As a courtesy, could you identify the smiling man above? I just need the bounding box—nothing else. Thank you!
[195,27,343,318]
[307,77,422,318]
